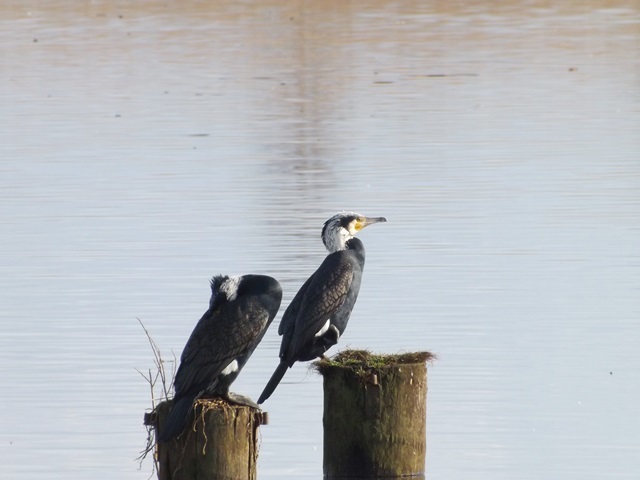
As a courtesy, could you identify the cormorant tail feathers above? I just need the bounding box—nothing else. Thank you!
[156,394,196,443]
[257,361,289,404]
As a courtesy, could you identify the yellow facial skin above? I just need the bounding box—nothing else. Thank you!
[351,218,365,234]
[348,215,386,236]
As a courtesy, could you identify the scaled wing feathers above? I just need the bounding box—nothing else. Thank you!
[285,255,353,362]
[174,307,269,395]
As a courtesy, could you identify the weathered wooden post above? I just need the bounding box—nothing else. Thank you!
[145,398,266,480]
[315,350,433,479]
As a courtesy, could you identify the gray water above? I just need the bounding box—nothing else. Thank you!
[1,1,639,479]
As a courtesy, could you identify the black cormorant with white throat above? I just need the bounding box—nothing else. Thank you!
[157,274,282,442]
[258,212,386,404]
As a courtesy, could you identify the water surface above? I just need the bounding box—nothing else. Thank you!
[1,1,639,479]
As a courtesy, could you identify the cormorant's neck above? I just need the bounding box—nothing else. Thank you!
[209,275,240,310]
[323,231,350,253]
[345,237,365,253]
[324,236,365,254]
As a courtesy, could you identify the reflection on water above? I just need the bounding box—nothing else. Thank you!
[0,1,638,479]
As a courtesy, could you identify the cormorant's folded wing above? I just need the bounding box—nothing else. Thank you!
[285,253,353,362]
[174,304,269,395]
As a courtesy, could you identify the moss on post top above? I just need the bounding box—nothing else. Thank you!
[313,349,435,377]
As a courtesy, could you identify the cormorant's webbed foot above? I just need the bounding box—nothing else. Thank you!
[222,391,260,409]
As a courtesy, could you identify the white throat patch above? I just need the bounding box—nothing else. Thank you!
[324,226,352,253]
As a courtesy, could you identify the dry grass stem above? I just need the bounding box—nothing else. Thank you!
[136,318,176,476]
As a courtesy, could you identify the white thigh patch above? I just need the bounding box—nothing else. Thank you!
[315,319,331,337]
[221,359,239,375]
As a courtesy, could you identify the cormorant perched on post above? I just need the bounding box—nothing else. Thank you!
[258,212,386,404]
[157,274,282,442]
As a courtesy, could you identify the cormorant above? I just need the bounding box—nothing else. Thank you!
[258,212,386,404]
[157,274,282,442]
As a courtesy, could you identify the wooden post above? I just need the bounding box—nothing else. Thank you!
[146,398,266,480]
[315,350,434,479]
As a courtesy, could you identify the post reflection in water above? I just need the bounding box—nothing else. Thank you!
[0,1,638,479]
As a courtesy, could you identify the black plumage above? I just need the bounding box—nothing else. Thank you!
[157,274,282,442]
[258,212,386,404]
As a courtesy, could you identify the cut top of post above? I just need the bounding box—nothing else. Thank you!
[313,349,435,377]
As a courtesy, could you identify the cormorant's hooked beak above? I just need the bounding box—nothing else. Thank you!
[357,216,387,231]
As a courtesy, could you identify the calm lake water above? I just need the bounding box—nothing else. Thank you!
[1,1,639,479]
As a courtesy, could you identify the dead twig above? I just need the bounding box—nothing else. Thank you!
[136,318,176,476]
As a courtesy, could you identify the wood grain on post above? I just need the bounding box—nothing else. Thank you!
[315,350,434,479]
[149,398,264,480]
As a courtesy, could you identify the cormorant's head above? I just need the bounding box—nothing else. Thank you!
[321,212,387,252]
[209,274,241,310]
